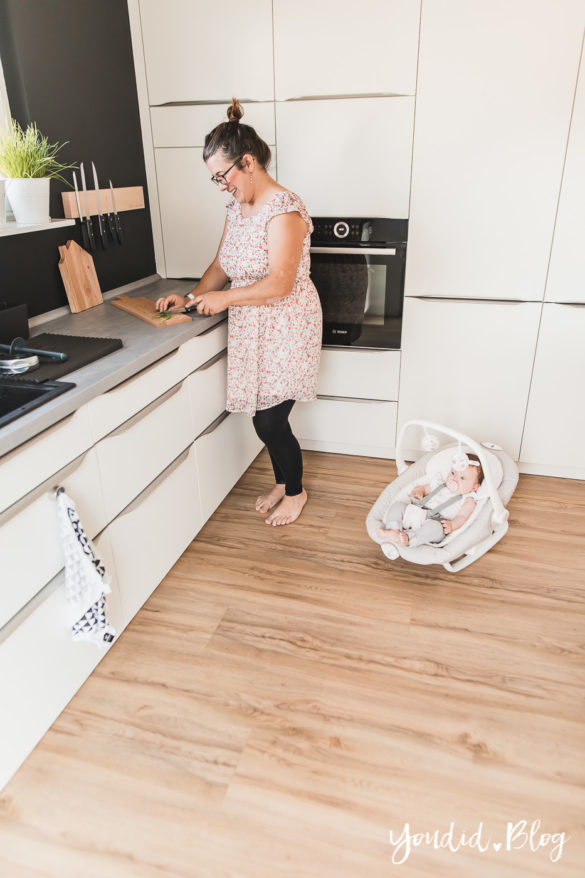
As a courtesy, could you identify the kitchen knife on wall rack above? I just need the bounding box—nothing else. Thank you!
[109,180,124,245]
[72,171,90,251]
[91,162,108,249]
[79,163,97,252]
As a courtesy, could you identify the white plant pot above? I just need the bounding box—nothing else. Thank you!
[5,177,51,225]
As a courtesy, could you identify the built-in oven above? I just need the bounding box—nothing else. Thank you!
[310,217,407,350]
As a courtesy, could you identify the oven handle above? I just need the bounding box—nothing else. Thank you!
[310,246,397,255]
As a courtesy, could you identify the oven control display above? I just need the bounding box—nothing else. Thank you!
[333,221,350,238]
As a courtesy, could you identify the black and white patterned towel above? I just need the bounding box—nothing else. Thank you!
[55,488,116,648]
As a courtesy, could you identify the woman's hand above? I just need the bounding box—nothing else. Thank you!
[155,293,187,312]
[191,291,231,316]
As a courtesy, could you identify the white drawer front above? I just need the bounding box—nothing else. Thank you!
[317,349,400,400]
[0,406,93,515]
[0,448,107,629]
[86,322,227,442]
[95,380,193,523]
[151,103,276,148]
[0,529,121,792]
[186,352,227,437]
[195,413,264,523]
[106,446,201,626]
[179,321,228,373]
[290,397,398,458]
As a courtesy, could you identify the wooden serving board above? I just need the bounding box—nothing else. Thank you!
[110,295,192,327]
[58,239,103,313]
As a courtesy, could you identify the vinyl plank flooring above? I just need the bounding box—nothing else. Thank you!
[0,449,584,877]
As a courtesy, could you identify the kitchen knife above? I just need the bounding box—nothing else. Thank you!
[72,172,90,251]
[79,163,97,252]
[109,180,124,245]
[91,162,108,249]
[105,189,117,242]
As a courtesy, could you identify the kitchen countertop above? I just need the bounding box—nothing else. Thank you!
[0,276,226,458]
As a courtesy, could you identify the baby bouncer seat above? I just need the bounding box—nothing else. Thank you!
[366,420,519,572]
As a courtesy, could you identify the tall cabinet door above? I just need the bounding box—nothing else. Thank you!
[152,105,276,278]
[405,0,585,301]
[273,0,420,99]
[545,44,585,304]
[276,98,414,217]
[397,297,541,458]
[138,0,274,104]
[520,304,585,473]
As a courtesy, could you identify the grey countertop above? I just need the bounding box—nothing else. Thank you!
[0,276,226,458]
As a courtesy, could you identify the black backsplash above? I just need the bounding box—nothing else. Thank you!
[0,0,156,318]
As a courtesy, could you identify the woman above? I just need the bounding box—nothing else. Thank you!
[156,99,322,526]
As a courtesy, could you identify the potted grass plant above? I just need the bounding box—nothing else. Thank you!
[0,119,76,225]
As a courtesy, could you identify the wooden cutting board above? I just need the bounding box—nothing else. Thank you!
[110,295,192,327]
[58,240,103,312]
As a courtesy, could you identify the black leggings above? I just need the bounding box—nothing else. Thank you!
[252,400,303,496]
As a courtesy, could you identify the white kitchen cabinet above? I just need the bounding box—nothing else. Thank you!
[155,146,232,278]
[317,348,400,401]
[275,98,414,218]
[95,380,194,523]
[397,297,542,458]
[138,0,274,105]
[185,351,227,437]
[155,145,278,278]
[0,318,259,791]
[520,304,585,475]
[0,406,92,514]
[405,0,585,301]
[546,44,585,304]
[290,398,398,458]
[0,530,121,792]
[152,104,276,278]
[273,0,420,99]
[105,445,202,627]
[195,413,264,522]
[0,448,106,630]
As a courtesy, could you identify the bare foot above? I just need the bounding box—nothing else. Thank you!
[265,490,308,526]
[255,483,286,514]
[376,527,410,546]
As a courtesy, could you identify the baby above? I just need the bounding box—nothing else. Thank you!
[376,454,484,549]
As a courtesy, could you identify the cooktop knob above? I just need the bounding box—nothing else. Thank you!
[333,221,350,239]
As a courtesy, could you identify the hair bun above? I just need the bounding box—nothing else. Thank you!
[227,98,244,124]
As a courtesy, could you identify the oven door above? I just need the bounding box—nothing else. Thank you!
[310,246,405,349]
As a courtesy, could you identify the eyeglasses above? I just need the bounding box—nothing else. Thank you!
[210,157,242,187]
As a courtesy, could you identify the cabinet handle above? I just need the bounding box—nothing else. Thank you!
[411,296,531,306]
[310,246,396,255]
[194,350,227,373]
[196,410,229,439]
[317,394,391,405]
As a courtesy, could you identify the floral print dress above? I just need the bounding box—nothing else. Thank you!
[219,190,322,416]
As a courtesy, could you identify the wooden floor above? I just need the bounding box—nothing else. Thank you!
[1,450,584,877]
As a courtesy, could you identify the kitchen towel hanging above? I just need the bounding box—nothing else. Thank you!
[55,487,116,648]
